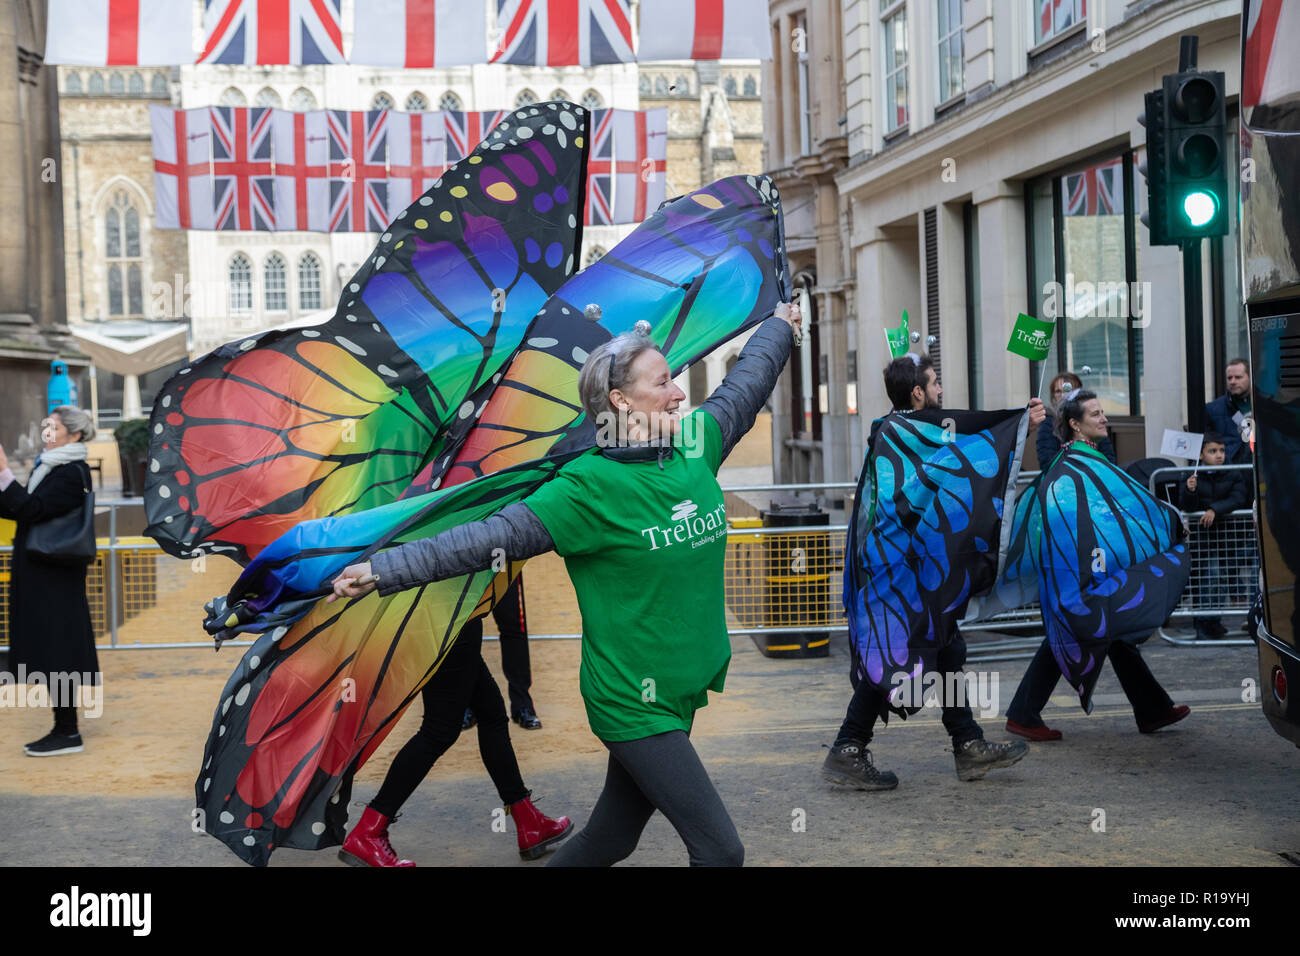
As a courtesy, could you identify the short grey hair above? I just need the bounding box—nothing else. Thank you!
[51,405,93,442]
[577,332,662,425]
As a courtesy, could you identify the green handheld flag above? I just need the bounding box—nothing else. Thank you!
[1006,313,1055,360]
[885,310,910,359]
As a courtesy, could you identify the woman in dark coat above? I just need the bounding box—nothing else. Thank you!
[0,405,98,756]
[1037,372,1117,467]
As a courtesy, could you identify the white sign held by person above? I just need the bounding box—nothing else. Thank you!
[1160,429,1204,461]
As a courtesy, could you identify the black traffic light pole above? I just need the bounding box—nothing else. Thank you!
[1183,239,1206,432]
[1179,36,1206,433]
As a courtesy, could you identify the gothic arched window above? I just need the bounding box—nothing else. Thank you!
[228,254,253,312]
[104,190,144,317]
[290,87,317,111]
[298,253,323,310]
[264,253,287,311]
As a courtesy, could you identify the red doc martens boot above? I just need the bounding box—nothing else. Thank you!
[509,796,573,861]
[338,807,416,867]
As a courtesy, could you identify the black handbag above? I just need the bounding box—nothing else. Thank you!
[25,464,97,567]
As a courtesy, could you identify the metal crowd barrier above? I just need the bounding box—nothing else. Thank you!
[1148,464,1257,648]
[0,471,1260,659]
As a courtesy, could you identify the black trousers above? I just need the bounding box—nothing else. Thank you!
[547,729,744,867]
[836,631,984,748]
[489,575,534,716]
[370,617,529,818]
[1006,636,1174,727]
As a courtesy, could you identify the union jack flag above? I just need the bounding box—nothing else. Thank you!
[387,111,447,220]
[1064,158,1121,217]
[1038,0,1085,41]
[585,107,667,225]
[443,109,509,164]
[325,109,390,233]
[491,0,635,66]
[199,0,344,65]
[210,106,276,230]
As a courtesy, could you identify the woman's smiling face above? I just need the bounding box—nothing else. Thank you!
[611,349,686,442]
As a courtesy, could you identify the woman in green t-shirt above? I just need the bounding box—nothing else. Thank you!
[331,302,801,866]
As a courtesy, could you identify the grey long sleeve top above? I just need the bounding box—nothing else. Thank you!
[368,314,795,597]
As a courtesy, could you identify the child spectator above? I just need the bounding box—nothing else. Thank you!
[1178,432,1248,639]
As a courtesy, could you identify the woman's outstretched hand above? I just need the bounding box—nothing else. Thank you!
[774,300,803,339]
[328,561,377,602]
[0,444,7,472]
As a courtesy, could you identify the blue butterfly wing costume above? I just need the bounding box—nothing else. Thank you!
[843,408,1030,717]
[992,444,1190,711]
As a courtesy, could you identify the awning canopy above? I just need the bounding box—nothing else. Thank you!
[70,321,189,377]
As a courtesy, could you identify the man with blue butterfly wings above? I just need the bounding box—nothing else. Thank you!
[828,353,1045,789]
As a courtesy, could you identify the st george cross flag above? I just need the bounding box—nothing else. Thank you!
[199,0,344,65]
[325,110,390,233]
[270,109,330,232]
[491,0,635,66]
[386,111,447,221]
[151,106,214,229]
[350,0,486,67]
[637,0,772,61]
[444,109,509,164]
[585,107,667,225]
[211,106,277,231]
[46,0,193,65]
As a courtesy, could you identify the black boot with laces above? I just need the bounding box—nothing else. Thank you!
[821,739,899,791]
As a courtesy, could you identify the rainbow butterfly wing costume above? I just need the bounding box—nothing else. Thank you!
[144,103,791,865]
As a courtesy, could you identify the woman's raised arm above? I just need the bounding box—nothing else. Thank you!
[700,303,799,462]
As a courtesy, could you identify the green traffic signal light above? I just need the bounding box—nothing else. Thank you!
[1182,190,1218,228]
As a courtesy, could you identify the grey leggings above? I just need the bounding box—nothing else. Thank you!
[547,730,744,867]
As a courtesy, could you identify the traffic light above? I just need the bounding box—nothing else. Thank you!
[1138,89,1171,246]
[1164,69,1228,239]
[1138,69,1229,244]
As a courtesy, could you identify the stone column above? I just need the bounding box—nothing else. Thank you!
[973,181,1031,410]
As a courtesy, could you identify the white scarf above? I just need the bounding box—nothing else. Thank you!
[28,442,88,491]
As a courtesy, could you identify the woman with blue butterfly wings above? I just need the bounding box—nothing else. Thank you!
[1002,389,1192,741]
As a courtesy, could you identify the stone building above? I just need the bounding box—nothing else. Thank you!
[639,59,765,406]
[0,0,87,458]
[55,42,764,426]
[764,0,1246,484]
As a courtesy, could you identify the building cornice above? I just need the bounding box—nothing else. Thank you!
[835,0,1240,200]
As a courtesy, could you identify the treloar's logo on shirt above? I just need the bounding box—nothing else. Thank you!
[640,500,725,551]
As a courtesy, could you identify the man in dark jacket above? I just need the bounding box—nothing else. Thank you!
[1179,432,1248,639]
[1205,359,1253,465]
[825,354,1044,790]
